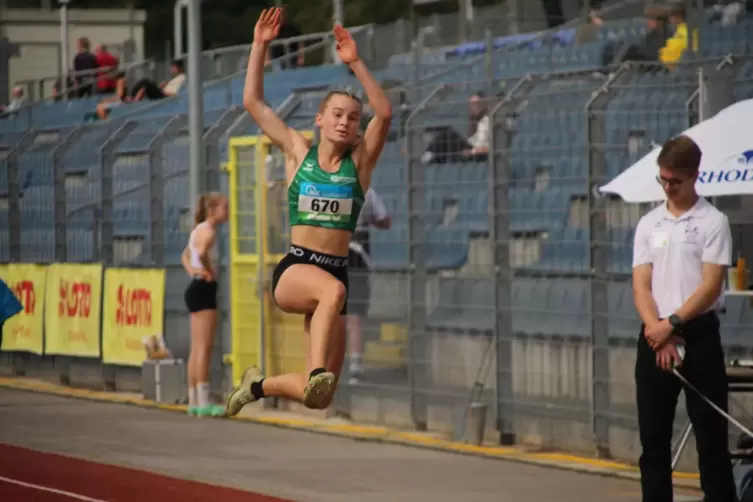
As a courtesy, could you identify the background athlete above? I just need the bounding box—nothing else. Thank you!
[224,7,392,415]
[181,192,228,417]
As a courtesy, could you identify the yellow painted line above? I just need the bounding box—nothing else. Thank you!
[327,424,389,436]
[0,377,701,486]
[529,452,635,471]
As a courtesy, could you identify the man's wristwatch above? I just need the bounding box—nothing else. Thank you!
[668,314,683,330]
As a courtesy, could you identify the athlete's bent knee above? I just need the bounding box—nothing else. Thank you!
[322,281,347,312]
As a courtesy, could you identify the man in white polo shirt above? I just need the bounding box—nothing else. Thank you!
[632,135,736,502]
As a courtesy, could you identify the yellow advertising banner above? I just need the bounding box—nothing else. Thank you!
[102,268,166,366]
[0,264,46,354]
[44,263,103,357]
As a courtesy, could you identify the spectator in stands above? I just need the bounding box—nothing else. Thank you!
[0,86,24,118]
[659,4,697,69]
[347,188,391,384]
[421,91,491,165]
[95,44,120,95]
[130,59,185,101]
[94,71,129,120]
[268,6,304,69]
[73,37,98,98]
[92,62,185,120]
[601,5,670,68]
[708,1,747,25]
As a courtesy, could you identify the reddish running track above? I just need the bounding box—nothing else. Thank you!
[0,443,292,501]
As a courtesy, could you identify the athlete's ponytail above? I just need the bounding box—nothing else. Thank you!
[194,194,208,225]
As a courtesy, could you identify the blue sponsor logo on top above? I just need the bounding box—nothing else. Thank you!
[300,182,352,198]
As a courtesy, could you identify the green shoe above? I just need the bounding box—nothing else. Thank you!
[195,404,225,417]
[187,405,198,416]
[302,371,336,409]
[225,366,263,417]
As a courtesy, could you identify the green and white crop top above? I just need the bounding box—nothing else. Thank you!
[287,145,365,232]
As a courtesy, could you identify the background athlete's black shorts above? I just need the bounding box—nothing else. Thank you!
[184,278,218,313]
[272,245,349,315]
[347,247,371,317]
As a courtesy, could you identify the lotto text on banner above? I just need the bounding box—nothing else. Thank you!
[44,263,103,357]
[102,268,166,366]
[0,264,47,355]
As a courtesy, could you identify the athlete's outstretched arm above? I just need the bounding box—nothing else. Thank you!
[244,8,307,155]
[334,26,392,170]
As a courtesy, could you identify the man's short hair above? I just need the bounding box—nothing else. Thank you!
[78,37,90,50]
[171,59,184,72]
[657,135,702,174]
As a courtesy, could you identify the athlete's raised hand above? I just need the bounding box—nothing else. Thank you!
[334,24,358,64]
[254,7,282,44]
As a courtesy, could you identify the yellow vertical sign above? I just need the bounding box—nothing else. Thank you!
[0,264,47,355]
[44,263,103,358]
[102,268,166,366]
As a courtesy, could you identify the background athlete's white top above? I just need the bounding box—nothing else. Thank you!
[188,221,218,272]
[632,197,732,319]
[355,189,389,231]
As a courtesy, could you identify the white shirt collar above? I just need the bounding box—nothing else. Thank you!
[658,196,710,222]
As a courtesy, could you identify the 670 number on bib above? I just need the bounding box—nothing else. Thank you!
[311,198,340,213]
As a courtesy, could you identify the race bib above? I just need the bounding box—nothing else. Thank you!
[298,182,353,223]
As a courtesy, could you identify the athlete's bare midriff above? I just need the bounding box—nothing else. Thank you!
[291,225,352,257]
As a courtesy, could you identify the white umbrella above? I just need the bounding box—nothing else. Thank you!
[599,98,753,203]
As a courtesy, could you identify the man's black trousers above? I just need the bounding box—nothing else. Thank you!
[635,311,737,502]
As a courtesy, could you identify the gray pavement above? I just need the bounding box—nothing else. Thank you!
[0,388,701,502]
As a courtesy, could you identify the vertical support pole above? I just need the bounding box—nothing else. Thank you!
[187,0,205,210]
[405,95,432,432]
[174,0,185,59]
[484,28,493,89]
[585,67,627,458]
[99,121,138,265]
[488,76,529,445]
[412,31,423,106]
[52,127,83,263]
[7,132,36,262]
[148,116,183,266]
[203,107,244,394]
[98,120,137,390]
[59,0,70,100]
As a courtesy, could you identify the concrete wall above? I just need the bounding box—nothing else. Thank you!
[0,7,146,102]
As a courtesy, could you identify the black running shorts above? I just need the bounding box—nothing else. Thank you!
[184,278,218,313]
[272,245,349,315]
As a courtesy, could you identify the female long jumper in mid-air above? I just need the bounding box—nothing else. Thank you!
[224,7,392,414]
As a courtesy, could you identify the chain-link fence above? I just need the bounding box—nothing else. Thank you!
[2,40,753,472]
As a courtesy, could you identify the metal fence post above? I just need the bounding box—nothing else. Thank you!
[204,107,243,192]
[99,121,138,266]
[147,116,184,267]
[585,65,630,458]
[405,83,449,431]
[484,28,493,89]
[488,75,533,445]
[6,131,36,262]
[51,127,84,263]
[203,106,244,394]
